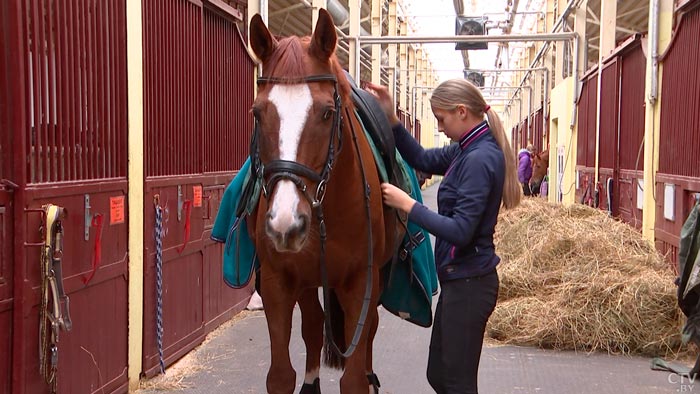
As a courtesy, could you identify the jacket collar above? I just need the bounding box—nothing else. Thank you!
[458,120,490,151]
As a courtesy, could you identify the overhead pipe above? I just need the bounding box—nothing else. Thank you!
[504,0,582,126]
[469,66,549,144]
[326,0,371,38]
[491,0,519,87]
[352,32,573,78]
[356,32,575,45]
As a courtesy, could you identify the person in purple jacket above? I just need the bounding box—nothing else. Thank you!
[366,79,521,394]
[518,144,534,196]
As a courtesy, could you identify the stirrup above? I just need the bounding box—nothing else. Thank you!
[367,373,381,394]
[299,377,321,394]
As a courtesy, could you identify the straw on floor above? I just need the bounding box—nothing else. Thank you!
[488,198,684,358]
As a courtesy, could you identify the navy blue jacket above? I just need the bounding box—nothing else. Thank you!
[393,120,505,282]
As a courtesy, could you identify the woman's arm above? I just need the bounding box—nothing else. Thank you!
[393,123,456,175]
[407,157,493,247]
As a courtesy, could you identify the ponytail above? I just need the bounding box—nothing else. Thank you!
[486,108,522,209]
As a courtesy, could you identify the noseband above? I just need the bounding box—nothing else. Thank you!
[251,74,342,208]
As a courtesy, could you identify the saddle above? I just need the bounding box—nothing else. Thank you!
[343,71,406,190]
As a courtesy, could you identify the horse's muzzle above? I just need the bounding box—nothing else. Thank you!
[265,212,309,252]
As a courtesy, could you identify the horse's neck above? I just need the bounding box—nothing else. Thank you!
[329,108,372,191]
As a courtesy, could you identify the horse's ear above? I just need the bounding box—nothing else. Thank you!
[250,14,277,63]
[309,9,337,61]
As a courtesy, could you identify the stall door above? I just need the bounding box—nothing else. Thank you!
[140,0,255,377]
[0,3,14,390]
[6,1,130,393]
[0,188,12,394]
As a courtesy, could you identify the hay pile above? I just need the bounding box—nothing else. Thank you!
[488,198,684,358]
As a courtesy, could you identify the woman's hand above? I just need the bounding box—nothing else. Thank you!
[364,82,400,126]
[381,183,416,213]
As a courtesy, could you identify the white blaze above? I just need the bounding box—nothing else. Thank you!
[267,84,312,233]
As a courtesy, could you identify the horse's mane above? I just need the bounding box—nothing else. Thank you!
[265,36,353,108]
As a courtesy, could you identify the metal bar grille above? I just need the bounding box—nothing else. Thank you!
[586,75,598,168]
[22,0,127,184]
[599,61,619,170]
[660,7,700,177]
[533,109,544,153]
[520,117,528,149]
[414,120,421,144]
[144,0,203,177]
[202,7,255,172]
[618,45,646,171]
[576,78,590,167]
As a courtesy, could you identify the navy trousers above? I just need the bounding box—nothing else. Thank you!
[426,270,499,394]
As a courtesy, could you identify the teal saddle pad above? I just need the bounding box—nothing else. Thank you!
[211,158,259,289]
[211,157,438,327]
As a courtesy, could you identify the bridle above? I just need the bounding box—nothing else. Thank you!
[250,73,374,359]
[251,74,342,209]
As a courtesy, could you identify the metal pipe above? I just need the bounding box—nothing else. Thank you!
[570,31,580,129]
[467,67,549,73]
[529,84,534,141]
[543,67,549,137]
[505,0,581,107]
[480,86,532,90]
[411,86,435,123]
[260,0,269,23]
[482,10,544,17]
[353,32,576,45]
[269,3,306,17]
[491,0,519,85]
[649,0,659,104]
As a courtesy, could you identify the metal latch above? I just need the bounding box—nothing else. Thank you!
[84,194,91,241]
[177,185,183,222]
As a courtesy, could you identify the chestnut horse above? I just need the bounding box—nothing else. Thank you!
[530,150,549,196]
[247,10,401,394]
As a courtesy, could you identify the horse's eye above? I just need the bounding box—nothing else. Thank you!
[323,109,333,120]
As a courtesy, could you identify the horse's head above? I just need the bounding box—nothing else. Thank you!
[530,150,549,193]
[249,10,349,253]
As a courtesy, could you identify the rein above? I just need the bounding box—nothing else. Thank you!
[251,74,374,358]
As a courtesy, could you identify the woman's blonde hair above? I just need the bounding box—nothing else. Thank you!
[430,78,522,209]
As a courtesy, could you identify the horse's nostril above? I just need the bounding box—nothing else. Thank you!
[289,215,309,238]
[265,213,280,239]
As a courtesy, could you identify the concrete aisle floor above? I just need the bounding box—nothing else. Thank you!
[139,182,695,394]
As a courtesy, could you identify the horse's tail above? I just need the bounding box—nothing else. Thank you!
[322,290,346,370]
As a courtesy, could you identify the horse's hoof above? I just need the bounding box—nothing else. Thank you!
[299,377,321,394]
[367,373,381,394]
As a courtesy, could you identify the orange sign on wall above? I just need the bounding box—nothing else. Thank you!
[110,196,125,224]
[193,185,203,207]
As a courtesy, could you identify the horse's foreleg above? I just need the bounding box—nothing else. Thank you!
[365,307,380,394]
[298,289,324,393]
[336,271,381,394]
[261,275,297,394]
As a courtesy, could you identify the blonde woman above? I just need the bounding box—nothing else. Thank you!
[366,79,521,394]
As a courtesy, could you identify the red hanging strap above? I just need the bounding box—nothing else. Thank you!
[82,213,104,285]
[177,200,192,254]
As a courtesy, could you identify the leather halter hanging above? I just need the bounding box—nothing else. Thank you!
[251,74,375,359]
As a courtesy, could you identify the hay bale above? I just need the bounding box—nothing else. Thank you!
[488,198,684,357]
